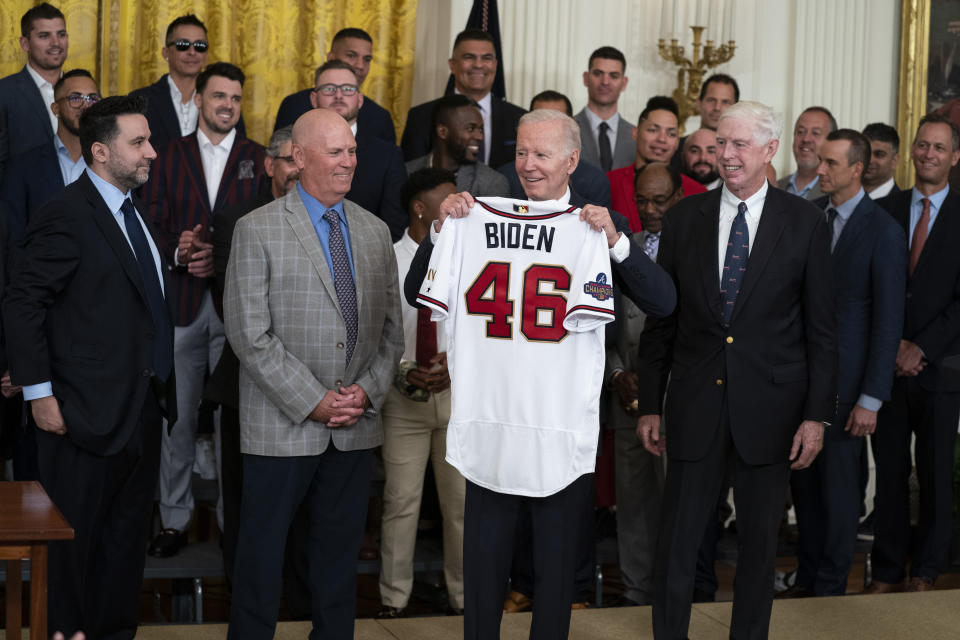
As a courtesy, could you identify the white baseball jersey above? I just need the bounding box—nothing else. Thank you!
[417,197,615,497]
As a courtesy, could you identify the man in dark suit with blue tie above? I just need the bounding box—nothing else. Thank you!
[0,3,68,183]
[784,129,906,598]
[129,15,246,158]
[272,27,396,144]
[867,113,960,593]
[3,94,177,640]
[635,101,836,639]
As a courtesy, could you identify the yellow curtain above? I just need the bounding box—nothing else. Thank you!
[1,1,417,146]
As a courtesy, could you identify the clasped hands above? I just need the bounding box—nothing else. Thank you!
[309,384,369,427]
[407,353,450,393]
[437,192,621,247]
[895,339,926,377]
[177,224,214,278]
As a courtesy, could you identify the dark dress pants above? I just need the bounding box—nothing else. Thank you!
[463,473,593,640]
[872,377,960,583]
[227,445,372,640]
[37,393,162,640]
[653,410,790,640]
[219,405,242,585]
[791,403,861,595]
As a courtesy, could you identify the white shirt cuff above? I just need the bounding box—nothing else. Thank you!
[856,394,882,412]
[430,223,441,244]
[609,232,629,263]
[23,382,53,401]
[173,247,183,267]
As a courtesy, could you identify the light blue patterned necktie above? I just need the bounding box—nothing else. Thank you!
[324,209,357,362]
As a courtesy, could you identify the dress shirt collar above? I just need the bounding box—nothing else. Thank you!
[85,167,131,214]
[166,74,194,104]
[830,187,865,223]
[583,107,620,139]
[350,121,358,138]
[720,179,768,220]
[787,172,819,197]
[705,177,723,190]
[197,126,236,155]
[867,177,896,199]
[911,183,949,213]
[298,182,346,227]
[399,227,419,253]
[25,62,55,94]
[534,186,572,206]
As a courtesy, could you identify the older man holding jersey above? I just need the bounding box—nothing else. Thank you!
[405,109,675,640]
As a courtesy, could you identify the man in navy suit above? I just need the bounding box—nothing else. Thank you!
[2,69,100,244]
[311,60,406,241]
[862,122,902,200]
[867,113,960,593]
[129,15,245,158]
[273,27,396,144]
[0,3,68,183]
[401,29,526,168]
[784,129,905,598]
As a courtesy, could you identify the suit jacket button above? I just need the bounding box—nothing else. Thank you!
[335,380,342,387]
[337,342,344,349]
[716,378,724,385]
[726,336,734,344]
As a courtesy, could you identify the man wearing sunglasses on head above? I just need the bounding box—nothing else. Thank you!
[1,69,100,244]
[130,14,246,157]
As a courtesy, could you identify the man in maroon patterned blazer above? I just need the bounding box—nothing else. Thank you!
[144,61,265,557]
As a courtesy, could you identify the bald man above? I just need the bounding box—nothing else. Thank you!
[224,108,404,639]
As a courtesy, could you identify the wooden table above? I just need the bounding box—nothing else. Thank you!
[0,481,74,640]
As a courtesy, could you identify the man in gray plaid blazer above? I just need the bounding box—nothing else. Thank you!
[224,108,404,639]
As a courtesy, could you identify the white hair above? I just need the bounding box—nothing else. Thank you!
[719,100,783,145]
[518,109,581,154]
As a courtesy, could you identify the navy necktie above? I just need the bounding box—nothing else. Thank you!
[720,202,750,326]
[598,121,613,172]
[324,209,358,363]
[826,206,838,249]
[120,198,173,380]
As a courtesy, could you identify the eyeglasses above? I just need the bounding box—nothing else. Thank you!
[313,83,358,97]
[634,189,678,209]
[167,39,209,52]
[273,155,295,163]
[60,92,101,108]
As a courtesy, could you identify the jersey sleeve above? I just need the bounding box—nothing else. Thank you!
[416,221,458,322]
[563,225,616,332]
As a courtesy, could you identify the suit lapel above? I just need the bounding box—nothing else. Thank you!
[214,138,246,211]
[696,191,723,324]
[155,75,182,143]
[283,190,340,309]
[80,174,150,306]
[730,189,788,324]
[832,199,870,259]
[182,134,211,211]
[914,190,959,278]
[343,201,368,317]
[18,68,54,137]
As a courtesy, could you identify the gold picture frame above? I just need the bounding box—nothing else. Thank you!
[896,0,930,188]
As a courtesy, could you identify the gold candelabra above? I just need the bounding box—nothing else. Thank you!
[658,26,736,134]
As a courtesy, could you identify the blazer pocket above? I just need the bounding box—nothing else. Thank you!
[770,362,807,384]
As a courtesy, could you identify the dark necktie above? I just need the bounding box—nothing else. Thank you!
[598,121,613,172]
[826,206,838,249]
[120,198,173,380]
[909,197,930,276]
[643,232,660,261]
[323,209,358,362]
[415,306,438,367]
[719,202,750,326]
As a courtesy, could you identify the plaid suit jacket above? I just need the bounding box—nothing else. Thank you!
[223,189,404,456]
[144,132,265,326]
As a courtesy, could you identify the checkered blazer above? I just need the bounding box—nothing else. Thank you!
[223,189,404,456]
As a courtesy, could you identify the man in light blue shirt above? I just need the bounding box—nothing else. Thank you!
[777,106,836,200]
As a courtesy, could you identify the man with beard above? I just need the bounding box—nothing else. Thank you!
[4,94,176,639]
[2,69,100,243]
[575,46,635,172]
[145,62,265,558]
[205,125,300,584]
[778,106,837,200]
[130,15,246,158]
[608,96,706,231]
[0,3,68,183]
[682,128,721,190]
[862,122,902,199]
[311,60,407,240]
[405,94,509,197]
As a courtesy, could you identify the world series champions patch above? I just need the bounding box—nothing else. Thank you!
[584,273,613,301]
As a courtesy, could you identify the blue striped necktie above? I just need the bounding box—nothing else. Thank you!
[719,202,749,326]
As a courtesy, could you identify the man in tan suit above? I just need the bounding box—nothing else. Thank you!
[224,108,404,639]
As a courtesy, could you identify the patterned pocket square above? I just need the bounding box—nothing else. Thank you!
[238,159,255,180]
